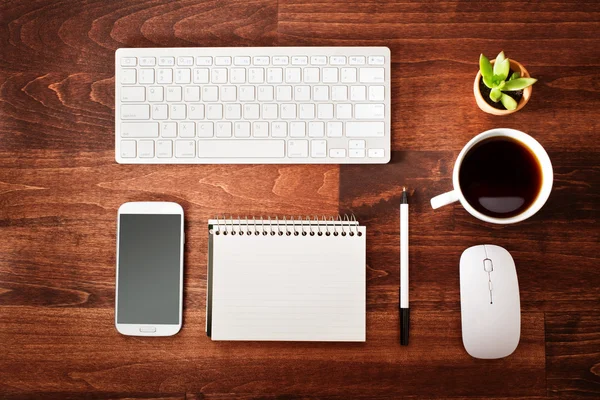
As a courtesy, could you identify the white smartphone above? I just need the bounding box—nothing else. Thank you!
[115,202,184,336]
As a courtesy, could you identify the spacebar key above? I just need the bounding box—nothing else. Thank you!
[197,140,285,158]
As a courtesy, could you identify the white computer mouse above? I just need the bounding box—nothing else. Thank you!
[460,244,520,359]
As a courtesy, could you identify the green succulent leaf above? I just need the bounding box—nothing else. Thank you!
[510,72,521,80]
[503,77,538,91]
[479,54,493,79]
[500,93,518,110]
[495,58,511,81]
[493,51,506,74]
[482,74,495,88]
[490,88,502,102]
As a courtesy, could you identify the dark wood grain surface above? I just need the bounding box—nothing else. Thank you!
[1,0,599,398]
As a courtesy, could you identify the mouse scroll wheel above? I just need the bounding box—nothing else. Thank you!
[484,259,494,272]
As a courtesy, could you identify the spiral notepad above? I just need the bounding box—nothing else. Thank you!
[206,216,366,342]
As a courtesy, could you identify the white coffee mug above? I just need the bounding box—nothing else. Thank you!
[430,128,553,224]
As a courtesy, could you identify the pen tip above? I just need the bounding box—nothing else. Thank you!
[402,186,406,192]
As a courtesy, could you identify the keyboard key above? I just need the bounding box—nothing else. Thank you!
[159,57,175,66]
[253,56,269,65]
[166,86,182,102]
[215,56,231,66]
[206,104,223,119]
[349,56,366,65]
[180,122,195,137]
[170,104,186,119]
[216,122,232,137]
[322,68,338,83]
[349,140,365,149]
[157,140,173,157]
[291,56,308,65]
[147,87,163,102]
[157,68,173,84]
[121,87,145,102]
[249,68,265,84]
[276,86,292,101]
[290,122,306,137]
[349,148,366,158]
[267,68,283,83]
[161,122,177,137]
[188,104,205,119]
[288,140,308,157]
[311,56,327,65]
[336,104,352,119]
[257,86,274,101]
[184,86,200,102]
[120,140,136,158]
[311,140,327,157]
[327,122,343,137]
[239,86,255,101]
[350,86,366,101]
[355,104,385,119]
[175,69,191,84]
[193,68,209,84]
[175,140,195,157]
[121,69,136,84]
[225,104,241,119]
[253,122,269,137]
[203,86,219,102]
[330,148,346,158]
[138,69,154,84]
[234,56,251,66]
[308,121,324,137]
[303,68,319,83]
[368,55,385,65]
[313,86,329,101]
[295,86,310,101]
[234,121,251,137]
[330,56,346,65]
[230,68,246,84]
[243,103,260,119]
[121,122,158,138]
[280,104,296,119]
[346,121,385,137]
[196,56,212,66]
[221,86,237,102]
[138,140,155,157]
[178,56,194,66]
[331,86,348,101]
[139,57,156,66]
[318,104,334,119]
[299,104,315,119]
[262,104,278,119]
[211,68,227,84]
[368,148,385,158]
[369,86,385,101]
[273,56,289,65]
[272,121,287,137]
[121,57,137,66]
[121,104,149,120]
[341,68,357,83]
[197,122,214,137]
[198,140,285,158]
[286,68,301,83]
[359,67,385,83]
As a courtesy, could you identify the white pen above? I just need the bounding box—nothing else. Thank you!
[400,187,410,345]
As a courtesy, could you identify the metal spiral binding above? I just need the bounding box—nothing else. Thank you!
[210,215,361,237]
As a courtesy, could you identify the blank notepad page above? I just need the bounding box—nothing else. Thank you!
[208,224,366,341]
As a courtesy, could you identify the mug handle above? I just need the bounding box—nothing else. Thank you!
[431,190,460,209]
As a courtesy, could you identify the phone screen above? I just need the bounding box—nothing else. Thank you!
[117,214,182,325]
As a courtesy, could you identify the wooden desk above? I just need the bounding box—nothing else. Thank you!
[1,1,598,398]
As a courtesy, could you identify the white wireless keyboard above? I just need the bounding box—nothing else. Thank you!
[115,47,391,164]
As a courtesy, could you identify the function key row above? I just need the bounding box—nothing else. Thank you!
[120,55,386,67]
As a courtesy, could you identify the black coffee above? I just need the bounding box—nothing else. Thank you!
[459,137,542,218]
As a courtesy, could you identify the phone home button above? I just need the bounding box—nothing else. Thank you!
[139,326,156,333]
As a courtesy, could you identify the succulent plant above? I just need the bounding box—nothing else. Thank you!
[479,51,537,110]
